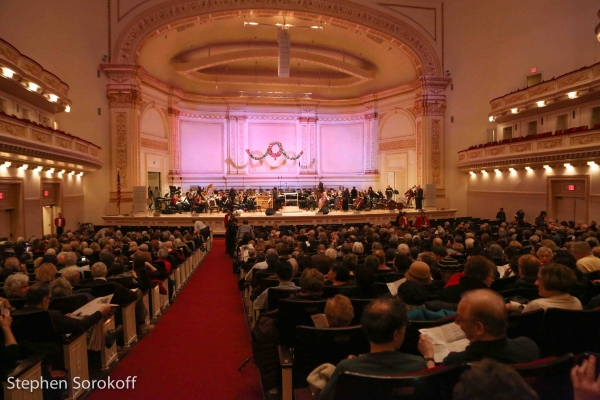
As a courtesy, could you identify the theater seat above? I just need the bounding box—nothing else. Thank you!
[332,365,463,400]
[511,353,575,400]
[537,308,600,356]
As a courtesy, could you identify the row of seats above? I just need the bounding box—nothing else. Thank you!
[3,237,212,400]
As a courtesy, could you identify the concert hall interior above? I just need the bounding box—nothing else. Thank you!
[2,1,600,400]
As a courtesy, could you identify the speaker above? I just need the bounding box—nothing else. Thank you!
[278,29,290,78]
[265,208,275,216]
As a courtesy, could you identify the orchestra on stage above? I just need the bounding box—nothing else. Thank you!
[149,183,426,215]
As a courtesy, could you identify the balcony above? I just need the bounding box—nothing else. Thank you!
[457,125,600,171]
[0,111,102,171]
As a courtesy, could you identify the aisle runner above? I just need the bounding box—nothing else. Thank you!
[88,238,263,400]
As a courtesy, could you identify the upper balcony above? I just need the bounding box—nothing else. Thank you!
[456,125,600,172]
[0,111,102,172]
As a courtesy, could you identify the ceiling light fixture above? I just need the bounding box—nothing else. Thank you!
[568,91,578,99]
[543,165,552,171]
[509,168,516,172]
[481,170,488,175]
[59,169,65,174]
[588,161,597,167]
[469,171,476,176]
[19,164,28,170]
[77,172,83,177]
[27,82,39,92]
[65,105,70,113]
[47,168,55,173]
[511,108,518,114]
[525,166,532,171]
[489,116,495,122]
[68,171,75,176]
[1,162,10,168]
[34,166,42,172]
[564,163,572,168]
[494,169,501,173]
[48,94,58,102]
[536,101,545,107]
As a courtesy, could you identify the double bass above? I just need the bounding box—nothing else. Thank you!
[353,195,364,210]
[318,195,328,209]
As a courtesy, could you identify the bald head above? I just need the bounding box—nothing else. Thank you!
[460,289,507,338]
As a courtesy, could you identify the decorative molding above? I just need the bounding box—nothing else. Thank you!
[486,147,505,156]
[467,150,483,159]
[107,90,142,109]
[458,154,465,161]
[113,0,441,77]
[116,112,128,186]
[556,71,591,89]
[31,130,52,144]
[510,143,532,153]
[378,138,416,151]
[431,119,441,184]
[55,136,72,149]
[74,142,89,154]
[0,120,26,138]
[537,138,563,149]
[570,133,600,145]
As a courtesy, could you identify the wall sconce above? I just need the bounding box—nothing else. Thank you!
[509,168,516,172]
[19,164,28,170]
[494,169,501,173]
[525,166,532,171]
[77,172,83,177]
[511,108,519,114]
[59,169,65,174]
[568,92,578,99]
[0,67,14,79]
[536,101,546,107]
[27,82,39,92]
[588,161,597,167]
[469,171,476,176]
[564,163,572,168]
[489,116,495,122]
[34,166,42,172]
[1,162,10,168]
[481,170,488,175]
[47,168,55,173]
[47,94,58,103]
[543,165,552,171]
[65,105,71,113]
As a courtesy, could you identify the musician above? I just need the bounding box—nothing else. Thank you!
[515,209,525,226]
[415,185,424,210]
[395,211,410,228]
[385,185,393,201]
[350,186,357,199]
[272,187,280,211]
[318,192,329,211]
[496,208,506,224]
[170,192,181,213]
[342,188,350,211]
[228,187,236,211]
[414,211,430,229]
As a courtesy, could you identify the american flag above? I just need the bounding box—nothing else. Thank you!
[116,171,122,208]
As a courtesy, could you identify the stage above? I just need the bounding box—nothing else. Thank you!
[102,208,458,235]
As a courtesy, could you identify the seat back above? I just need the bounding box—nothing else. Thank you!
[11,310,58,343]
[334,366,462,400]
[349,298,373,325]
[506,309,544,343]
[292,325,369,388]
[399,316,457,356]
[538,308,600,356]
[266,287,299,311]
[109,276,139,289]
[49,294,92,315]
[491,276,517,292]
[511,354,575,400]
[322,285,358,299]
[88,283,116,298]
[8,297,26,310]
[277,299,327,346]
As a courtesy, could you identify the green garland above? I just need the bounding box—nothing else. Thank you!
[246,141,303,161]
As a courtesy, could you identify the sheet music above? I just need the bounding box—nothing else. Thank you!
[70,295,114,319]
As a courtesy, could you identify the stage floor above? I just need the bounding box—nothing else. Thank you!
[102,208,458,235]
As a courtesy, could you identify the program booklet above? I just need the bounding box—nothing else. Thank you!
[419,322,470,363]
[386,278,406,296]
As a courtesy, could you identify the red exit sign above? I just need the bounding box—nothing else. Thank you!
[43,190,49,197]
[568,185,575,191]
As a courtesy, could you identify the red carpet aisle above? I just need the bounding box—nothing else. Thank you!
[88,238,263,400]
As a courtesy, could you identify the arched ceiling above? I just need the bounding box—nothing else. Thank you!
[137,13,419,99]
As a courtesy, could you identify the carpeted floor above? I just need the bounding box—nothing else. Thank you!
[88,238,263,400]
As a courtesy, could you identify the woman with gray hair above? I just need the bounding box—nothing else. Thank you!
[4,274,29,298]
[536,246,554,266]
[49,277,72,298]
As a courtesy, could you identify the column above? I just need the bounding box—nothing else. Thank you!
[236,116,247,174]
[364,112,379,174]
[102,64,143,214]
[411,76,451,199]
[168,107,181,176]
[298,117,317,174]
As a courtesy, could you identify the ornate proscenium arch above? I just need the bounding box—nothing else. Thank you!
[112,0,441,78]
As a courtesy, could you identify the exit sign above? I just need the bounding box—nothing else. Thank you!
[531,67,537,73]
[568,185,575,191]
[0,193,4,199]
[43,190,49,197]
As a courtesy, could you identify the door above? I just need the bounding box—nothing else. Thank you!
[556,197,587,224]
[42,206,54,236]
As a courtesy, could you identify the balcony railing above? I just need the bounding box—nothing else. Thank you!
[457,125,600,171]
[0,111,102,171]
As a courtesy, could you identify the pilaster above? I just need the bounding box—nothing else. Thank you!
[411,76,451,197]
[364,112,379,174]
[299,117,318,174]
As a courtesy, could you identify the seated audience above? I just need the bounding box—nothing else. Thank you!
[36,263,58,283]
[505,254,539,290]
[404,261,444,296]
[4,273,29,298]
[289,268,324,300]
[318,297,427,400]
[571,241,600,273]
[253,261,298,310]
[439,256,495,303]
[419,289,540,367]
[325,264,352,287]
[521,263,582,312]
[324,294,354,327]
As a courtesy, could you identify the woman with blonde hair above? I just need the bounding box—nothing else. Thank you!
[36,263,58,283]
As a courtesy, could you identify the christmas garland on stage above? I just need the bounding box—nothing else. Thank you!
[246,141,303,161]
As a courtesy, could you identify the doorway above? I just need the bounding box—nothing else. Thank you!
[148,172,161,198]
[555,197,586,225]
[42,206,54,236]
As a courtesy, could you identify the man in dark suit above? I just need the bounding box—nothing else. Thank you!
[415,185,424,210]
[86,262,154,333]
[228,187,236,211]
[496,208,506,224]
[350,186,357,200]
[14,282,110,335]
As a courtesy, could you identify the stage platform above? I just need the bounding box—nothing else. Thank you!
[102,208,458,235]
